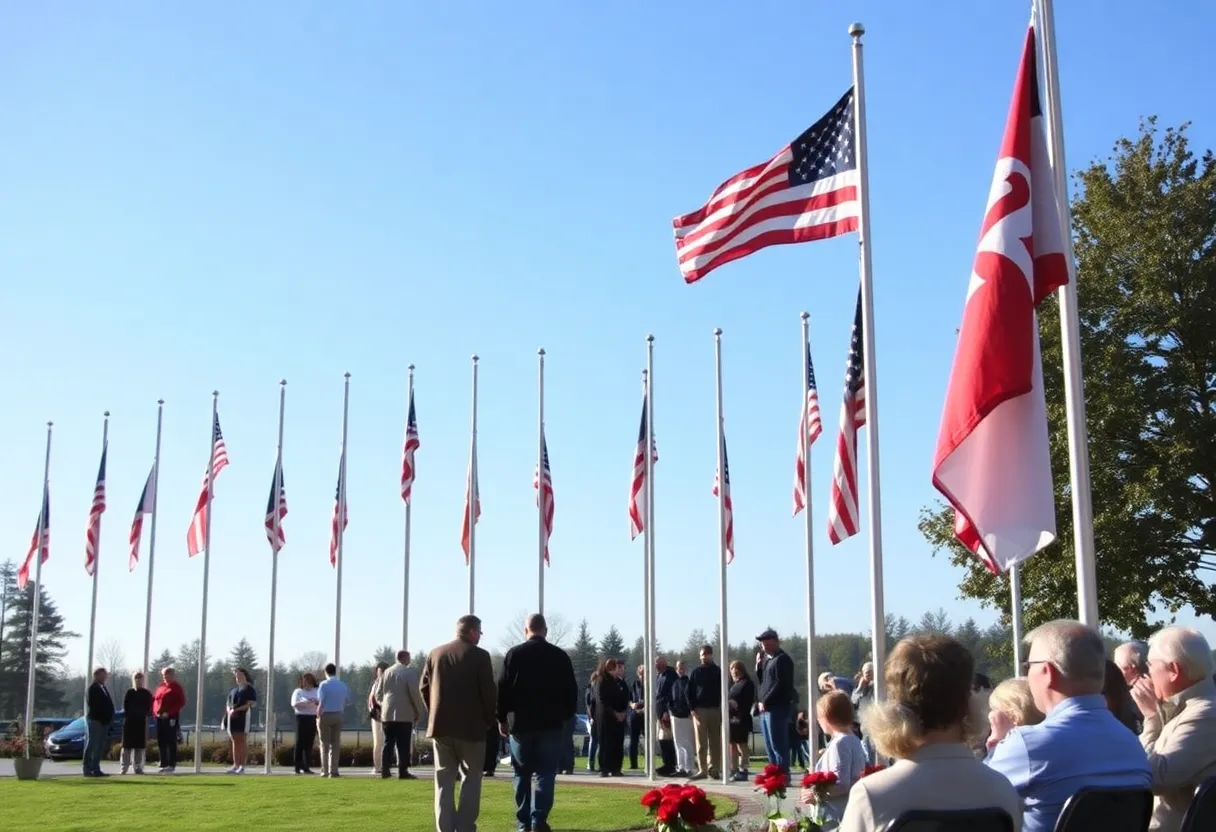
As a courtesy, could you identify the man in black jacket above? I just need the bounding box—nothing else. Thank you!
[670,661,694,776]
[84,667,115,777]
[754,628,796,774]
[653,657,679,776]
[496,614,578,832]
[628,666,646,769]
[687,644,722,781]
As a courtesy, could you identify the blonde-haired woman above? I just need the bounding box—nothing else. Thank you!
[121,670,153,774]
[727,660,756,782]
[986,678,1044,753]
[838,635,1024,832]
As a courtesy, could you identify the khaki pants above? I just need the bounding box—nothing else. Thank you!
[433,736,486,832]
[371,719,385,771]
[318,714,343,775]
[693,707,722,777]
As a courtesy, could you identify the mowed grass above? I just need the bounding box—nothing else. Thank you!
[0,775,738,831]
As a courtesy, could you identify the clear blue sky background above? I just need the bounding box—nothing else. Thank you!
[3,1,1214,677]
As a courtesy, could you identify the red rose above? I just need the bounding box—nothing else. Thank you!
[641,789,663,809]
[656,797,682,824]
[801,771,839,788]
[763,763,782,777]
[681,793,717,826]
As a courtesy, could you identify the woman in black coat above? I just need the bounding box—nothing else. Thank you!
[727,660,756,781]
[121,670,154,774]
[594,658,629,777]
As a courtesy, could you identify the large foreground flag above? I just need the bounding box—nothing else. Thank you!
[401,390,420,502]
[18,487,50,590]
[793,344,823,516]
[628,393,658,539]
[129,467,155,571]
[712,435,735,563]
[932,21,1067,574]
[329,466,347,567]
[186,414,229,557]
[460,456,480,563]
[673,89,858,283]
[828,292,866,544]
[265,457,288,553]
[534,433,554,564]
[84,445,108,577]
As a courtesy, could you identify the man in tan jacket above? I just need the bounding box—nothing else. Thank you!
[421,614,497,832]
[1131,626,1216,832]
[378,649,425,779]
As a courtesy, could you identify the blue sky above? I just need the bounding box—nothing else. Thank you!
[3,1,1214,676]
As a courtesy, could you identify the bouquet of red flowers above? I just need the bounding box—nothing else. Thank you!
[799,771,840,829]
[641,783,717,831]
[753,763,791,820]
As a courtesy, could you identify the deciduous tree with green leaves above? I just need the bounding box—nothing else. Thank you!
[920,119,1216,639]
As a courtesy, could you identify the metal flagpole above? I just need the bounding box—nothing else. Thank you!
[142,400,164,676]
[537,348,546,614]
[800,312,819,740]
[195,392,219,773]
[403,364,415,651]
[849,23,888,700]
[1011,565,1025,674]
[334,373,351,672]
[1035,0,1099,627]
[713,329,731,786]
[266,379,286,773]
[638,368,652,778]
[468,355,479,615]
[644,334,656,780]
[86,412,109,705]
[23,421,53,756]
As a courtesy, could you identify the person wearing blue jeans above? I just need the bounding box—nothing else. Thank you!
[497,614,579,832]
[754,628,797,775]
[84,667,116,777]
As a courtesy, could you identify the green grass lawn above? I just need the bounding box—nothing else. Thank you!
[0,775,738,831]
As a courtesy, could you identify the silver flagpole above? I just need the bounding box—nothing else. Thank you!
[468,355,479,615]
[1011,565,1025,674]
[639,368,652,779]
[537,348,546,614]
[141,400,164,677]
[801,312,819,745]
[713,329,730,786]
[195,391,219,773]
[644,335,656,780]
[23,421,53,757]
[334,373,350,672]
[849,23,888,700]
[1035,0,1098,627]
[403,364,415,651]
[85,412,109,706]
[266,379,286,773]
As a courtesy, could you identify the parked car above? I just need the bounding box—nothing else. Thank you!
[43,711,153,761]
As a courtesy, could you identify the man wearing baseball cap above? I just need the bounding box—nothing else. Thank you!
[754,628,796,774]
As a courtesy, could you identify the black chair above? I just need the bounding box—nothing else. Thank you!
[1053,786,1153,832]
[1181,777,1216,832]
[889,808,1015,832]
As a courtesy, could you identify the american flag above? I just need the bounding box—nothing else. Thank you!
[186,414,229,558]
[674,88,858,283]
[793,343,824,516]
[18,486,50,590]
[460,453,480,564]
[400,390,420,503]
[628,393,658,540]
[84,444,108,577]
[129,466,156,572]
[265,457,287,553]
[712,433,735,563]
[828,292,867,544]
[329,463,347,567]
[534,432,554,564]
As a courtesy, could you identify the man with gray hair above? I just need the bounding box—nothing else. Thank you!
[1129,626,1216,832]
[1114,639,1151,687]
[986,619,1150,832]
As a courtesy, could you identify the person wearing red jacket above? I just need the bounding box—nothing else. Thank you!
[152,667,187,773]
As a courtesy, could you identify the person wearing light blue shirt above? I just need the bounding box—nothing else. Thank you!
[316,663,350,777]
[986,620,1150,832]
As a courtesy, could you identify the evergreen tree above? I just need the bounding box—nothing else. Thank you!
[374,645,395,665]
[0,582,79,717]
[567,620,599,708]
[228,638,259,673]
[0,561,17,677]
[598,626,625,659]
[682,629,709,662]
[149,649,175,679]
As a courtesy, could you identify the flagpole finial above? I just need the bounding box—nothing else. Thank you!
[849,22,865,39]
[472,354,479,363]
[647,334,655,343]
[538,347,545,356]
[344,372,351,380]
[47,420,53,428]
[158,399,164,406]
[104,410,110,418]
[408,363,415,372]
[713,327,723,337]
[280,378,287,387]
[212,390,219,398]
[801,311,809,321]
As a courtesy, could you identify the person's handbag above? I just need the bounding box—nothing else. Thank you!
[368,702,381,722]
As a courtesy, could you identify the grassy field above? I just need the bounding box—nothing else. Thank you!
[0,775,738,831]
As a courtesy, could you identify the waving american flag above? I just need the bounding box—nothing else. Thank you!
[828,292,866,544]
[793,344,823,516]
[84,444,107,577]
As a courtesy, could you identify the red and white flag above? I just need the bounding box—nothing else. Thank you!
[329,465,347,567]
[932,21,1067,574]
[460,454,480,563]
[712,434,735,563]
[129,466,155,572]
[400,390,420,503]
[84,445,107,577]
[793,344,823,516]
[628,393,658,539]
[828,292,866,544]
[18,487,50,590]
[186,414,229,557]
[534,432,554,564]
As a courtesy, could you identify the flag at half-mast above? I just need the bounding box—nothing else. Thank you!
[712,433,735,563]
[129,466,155,572]
[84,444,108,577]
[401,390,420,502]
[932,20,1066,574]
[329,464,347,567]
[18,486,50,590]
[186,414,229,557]
[793,343,823,516]
[828,292,866,544]
[460,454,480,563]
[628,392,658,539]
[265,457,287,553]
[534,432,554,564]
[673,89,858,283]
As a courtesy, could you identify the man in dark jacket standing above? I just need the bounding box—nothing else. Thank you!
[687,644,723,781]
[653,656,680,777]
[497,614,578,832]
[84,667,115,777]
[754,628,796,774]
